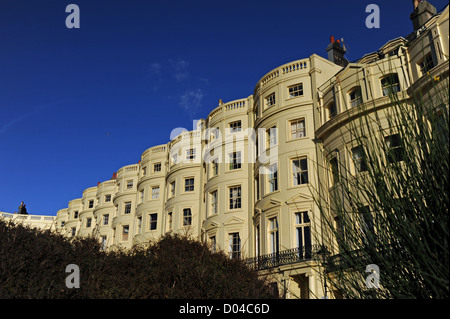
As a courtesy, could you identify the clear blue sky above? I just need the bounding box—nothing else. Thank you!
[1,0,448,215]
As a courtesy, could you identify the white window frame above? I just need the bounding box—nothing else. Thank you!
[184,177,195,192]
[292,157,308,186]
[288,83,303,98]
[151,186,160,199]
[266,93,276,108]
[229,186,242,210]
[290,118,306,139]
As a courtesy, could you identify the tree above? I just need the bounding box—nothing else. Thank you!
[313,68,449,298]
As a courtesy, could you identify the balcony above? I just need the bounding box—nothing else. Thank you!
[245,244,321,271]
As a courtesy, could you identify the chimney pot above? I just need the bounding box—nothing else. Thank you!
[330,36,335,43]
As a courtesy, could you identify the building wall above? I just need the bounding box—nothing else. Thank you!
[52,4,448,299]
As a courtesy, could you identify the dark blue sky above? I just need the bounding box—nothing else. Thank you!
[1,0,448,215]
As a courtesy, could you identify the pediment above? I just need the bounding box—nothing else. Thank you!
[223,216,245,226]
[261,198,282,212]
[205,220,219,231]
[285,192,313,204]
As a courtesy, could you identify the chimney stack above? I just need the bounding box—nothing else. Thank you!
[410,0,437,31]
[326,36,349,67]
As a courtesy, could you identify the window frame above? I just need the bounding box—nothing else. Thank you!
[229,120,242,133]
[292,157,309,186]
[381,73,400,96]
[228,151,242,170]
[151,186,160,200]
[183,208,192,226]
[124,202,132,215]
[153,163,162,172]
[229,185,242,210]
[289,118,306,140]
[149,213,158,231]
[184,177,195,192]
[265,93,276,108]
[349,87,363,108]
[288,83,304,98]
[229,232,241,260]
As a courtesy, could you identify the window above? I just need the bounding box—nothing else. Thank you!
[349,87,362,108]
[418,53,435,76]
[229,121,242,133]
[229,233,241,260]
[209,236,216,253]
[184,177,195,192]
[152,186,160,199]
[71,227,76,237]
[126,180,133,189]
[88,200,94,209]
[61,221,65,227]
[268,164,278,192]
[352,145,368,173]
[269,217,279,255]
[149,213,158,230]
[139,190,144,203]
[212,159,219,177]
[295,212,312,259]
[266,126,277,148]
[381,73,400,96]
[266,93,276,108]
[186,148,196,160]
[290,118,306,139]
[101,236,107,250]
[137,217,142,234]
[292,158,308,185]
[86,218,92,228]
[358,206,374,246]
[329,156,340,186]
[229,151,242,170]
[103,214,109,226]
[210,127,219,141]
[142,166,147,176]
[105,194,111,202]
[183,208,192,226]
[171,154,178,165]
[255,175,260,200]
[210,190,217,215]
[153,163,162,172]
[170,181,176,197]
[385,133,404,163]
[327,102,337,120]
[167,212,173,231]
[229,186,242,209]
[289,83,303,98]
[122,225,129,241]
[74,211,79,219]
[124,202,132,215]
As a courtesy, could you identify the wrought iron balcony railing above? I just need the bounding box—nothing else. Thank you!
[244,244,321,271]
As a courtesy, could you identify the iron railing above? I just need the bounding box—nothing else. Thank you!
[244,244,321,270]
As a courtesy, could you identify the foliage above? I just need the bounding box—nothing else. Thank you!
[0,219,276,299]
[314,72,449,299]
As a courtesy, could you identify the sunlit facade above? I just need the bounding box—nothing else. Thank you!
[51,3,448,299]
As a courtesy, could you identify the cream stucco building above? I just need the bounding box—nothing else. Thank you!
[49,2,448,299]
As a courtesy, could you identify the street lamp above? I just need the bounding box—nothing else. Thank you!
[317,245,331,299]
